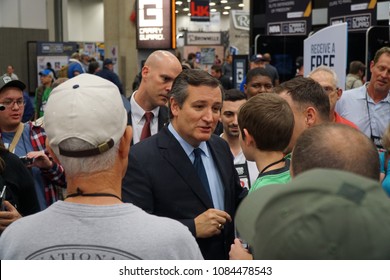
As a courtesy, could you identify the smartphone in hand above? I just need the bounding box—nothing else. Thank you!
[0,185,6,211]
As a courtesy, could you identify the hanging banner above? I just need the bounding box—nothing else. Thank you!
[304,23,348,90]
[229,10,250,55]
[137,0,175,49]
[190,0,210,22]
[328,0,377,32]
[266,0,312,36]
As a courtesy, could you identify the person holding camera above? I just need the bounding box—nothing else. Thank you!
[0,75,66,211]
[0,139,40,233]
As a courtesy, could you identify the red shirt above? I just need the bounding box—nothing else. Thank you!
[334,112,359,129]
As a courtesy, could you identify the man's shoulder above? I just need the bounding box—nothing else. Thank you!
[131,127,169,151]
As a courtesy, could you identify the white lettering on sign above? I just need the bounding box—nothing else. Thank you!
[288,22,305,33]
[269,25,281,34]
[352,16,370,29]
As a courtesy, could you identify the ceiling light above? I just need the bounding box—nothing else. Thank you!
[175,10,179,13]
[210,8,217,12]
[183,7,189,11]
[221,0,228,3]
[187,13,191,16]
[210,2,216,6]
[238,3,245,7]
[222,11,229,15]
[224,6,231,9]
[175,1,182,5]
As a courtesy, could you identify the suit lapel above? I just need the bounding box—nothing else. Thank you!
[158,127,214,209]
[158,106,169,130]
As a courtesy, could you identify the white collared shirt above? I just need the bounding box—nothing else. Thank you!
[130,91,160,144]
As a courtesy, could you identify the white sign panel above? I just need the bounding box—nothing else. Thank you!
[304,23,348,89]
[186,32,221,45]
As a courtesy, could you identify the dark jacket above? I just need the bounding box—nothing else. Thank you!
[122,127,246,259]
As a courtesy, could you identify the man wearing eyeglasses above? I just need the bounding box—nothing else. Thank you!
[336,47,390,149]
[0,75,66,211]
[308,66,358,129]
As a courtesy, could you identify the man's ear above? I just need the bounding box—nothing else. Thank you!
[304,107,317,127]
[170,97,180,118]
[45,138,60,164]
[141,65,149,79]
[119,126,132,159]
[243,128,255,147]
[336,88,343,100]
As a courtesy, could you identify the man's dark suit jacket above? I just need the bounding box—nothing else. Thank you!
[122,126,246,260]
[127,105,169,145]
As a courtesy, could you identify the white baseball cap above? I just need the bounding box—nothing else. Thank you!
[44,74,127,158]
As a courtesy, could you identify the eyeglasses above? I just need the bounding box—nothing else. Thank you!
[322,86,338,94]
[0,99,26,109]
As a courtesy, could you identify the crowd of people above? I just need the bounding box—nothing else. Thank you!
[0,46,389,260]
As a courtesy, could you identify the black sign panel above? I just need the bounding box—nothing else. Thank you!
[137,0,174,49]
[328,0,377,32]
[266,0,312,36]
[190,0,210,22]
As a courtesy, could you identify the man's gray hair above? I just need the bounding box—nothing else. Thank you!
[308,65,339,87]
[57,138,119,177]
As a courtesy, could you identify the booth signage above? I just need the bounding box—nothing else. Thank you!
[190,0,210,22]
[186,32,221,45]
[328,0,377,32]
[137,0,174,49]
[304,23,348,89]
[265,0,312,36]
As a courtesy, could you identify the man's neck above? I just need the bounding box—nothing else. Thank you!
[221,133,241,157]
[65,171,122,205]
[134,88,155,112]
[368,83,388,103]
[330,109,336,122]
[254,150,286,174]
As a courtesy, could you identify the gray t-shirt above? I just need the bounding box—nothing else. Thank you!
[0,201,203,260]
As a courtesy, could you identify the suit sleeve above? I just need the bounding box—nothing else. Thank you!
[121,149,155,213]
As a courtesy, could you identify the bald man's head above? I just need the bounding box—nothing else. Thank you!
[292,123,379,180]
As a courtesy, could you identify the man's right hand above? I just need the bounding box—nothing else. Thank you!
[194,208,232,238]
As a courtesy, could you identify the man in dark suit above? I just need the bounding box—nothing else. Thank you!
[128,50,182,145]
[122,69,247,259]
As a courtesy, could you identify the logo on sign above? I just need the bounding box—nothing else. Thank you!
[330,14,371,31]
[191,2,209,17]
[138,0,164,41]
[268,24,281,34]
[139,0,163,27]
[232,11,250,31]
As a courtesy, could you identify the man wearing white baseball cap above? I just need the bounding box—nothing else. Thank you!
[0,74,202,260]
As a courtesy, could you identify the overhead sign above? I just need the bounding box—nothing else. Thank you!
[137,0,175,49]
[266,0,312,36]
[232,10,249,31]
[37,42,77,56]
[186,32,221,45]
[304,23,348,89]
[230,10,250,55]
[190,0,210,22]
[328,0,377,32]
